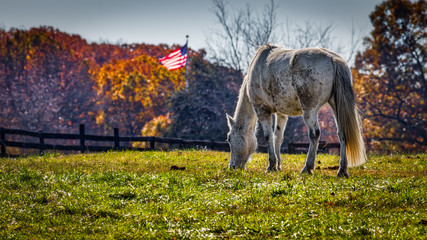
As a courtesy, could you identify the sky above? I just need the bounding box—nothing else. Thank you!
[0,0,383,53]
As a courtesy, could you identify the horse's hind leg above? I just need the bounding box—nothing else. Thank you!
[301,109,320,174]
[274,114,288,171]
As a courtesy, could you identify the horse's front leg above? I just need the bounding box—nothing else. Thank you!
[274,114,288,171]
[301,110,320,174]
[257,110,278,171]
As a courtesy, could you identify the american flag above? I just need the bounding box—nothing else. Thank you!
[159,44,187,70]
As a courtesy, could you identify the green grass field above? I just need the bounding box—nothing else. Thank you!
[1,150,426,239]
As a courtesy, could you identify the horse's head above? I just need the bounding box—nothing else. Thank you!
[226,114,257,169]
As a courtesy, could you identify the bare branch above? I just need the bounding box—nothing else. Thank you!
[345,20,364,63]
[208,0,279,72]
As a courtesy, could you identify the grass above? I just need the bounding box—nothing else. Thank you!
[0,150,426,239]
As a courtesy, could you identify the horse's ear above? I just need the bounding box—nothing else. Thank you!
[226,113,235,128]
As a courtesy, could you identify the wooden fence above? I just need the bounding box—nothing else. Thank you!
[287,142,340,154]
[0,124,339,156]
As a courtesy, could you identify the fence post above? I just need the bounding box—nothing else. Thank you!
[150,137,155,150]
[80,124,85,153]
[288,142,295,154]
[178,138,184,150]
[210,140,215,150]
[1,128,5,155]
[114,128,120,150]
[39,131,45,155]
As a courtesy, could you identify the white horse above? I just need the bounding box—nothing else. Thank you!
[226,44,366,177]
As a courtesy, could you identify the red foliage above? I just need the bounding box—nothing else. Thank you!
[0,26,184,136]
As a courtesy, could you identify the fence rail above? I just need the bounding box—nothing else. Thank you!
[0,124,340,156]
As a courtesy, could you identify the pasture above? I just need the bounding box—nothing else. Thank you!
[0,151,426,239]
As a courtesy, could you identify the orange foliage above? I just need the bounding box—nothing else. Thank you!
[132,113,173,148]
[141,113,172,137]
[0,26,186,137]
[354,0,426,152]
[93,54,185,135]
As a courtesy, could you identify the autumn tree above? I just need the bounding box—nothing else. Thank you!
[0,27,98,133]
[94,54,185,136]
[354,0,426,152]
[165,50,243,140]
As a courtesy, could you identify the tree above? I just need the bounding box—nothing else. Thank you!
[0,26,183,138]
[354,0,426,152]
[93,54,185,136]
[208,0,279,72]
[0,27,98,133]
[165,50,243,140]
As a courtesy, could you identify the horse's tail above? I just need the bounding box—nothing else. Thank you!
[331,58,366,167]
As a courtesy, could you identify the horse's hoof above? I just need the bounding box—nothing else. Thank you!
[229,165,245,170]
[301,167,314,175]
[337,170,349,178]
[266,166,279,172]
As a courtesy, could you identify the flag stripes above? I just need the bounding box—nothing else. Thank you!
[159,44,187,70]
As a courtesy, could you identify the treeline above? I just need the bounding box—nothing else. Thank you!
[354,0,426,152]
[0,0,425,153]
[0,26,243,143]
[0,26,338,149]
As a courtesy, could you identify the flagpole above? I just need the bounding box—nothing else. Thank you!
[185,35,189,91]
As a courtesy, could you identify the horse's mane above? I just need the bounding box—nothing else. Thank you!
[233,76,250,120]
[234,44,278,120]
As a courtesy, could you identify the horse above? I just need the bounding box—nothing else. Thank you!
[226,44,366,177]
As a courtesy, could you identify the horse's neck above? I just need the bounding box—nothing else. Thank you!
[233,81,257,133]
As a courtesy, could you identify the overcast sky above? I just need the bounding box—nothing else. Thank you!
[0,0,383,52]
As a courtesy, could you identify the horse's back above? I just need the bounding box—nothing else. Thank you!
[290,48,336,110]
[248,45,302,116]
[247,45,339,116]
